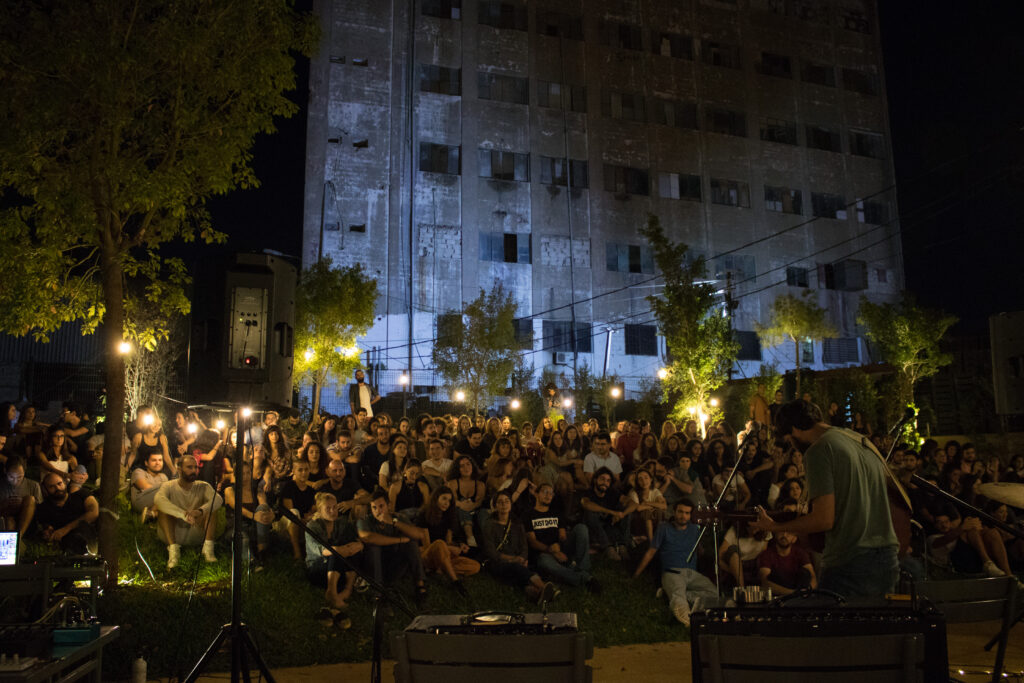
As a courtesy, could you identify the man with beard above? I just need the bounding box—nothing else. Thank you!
[752,399,898,599]
[580,468,634,560]
[154,456,223,568]
[349,368,381,417]
[756,530,816,595]
[34,472,98,554]
[317,458,370,514]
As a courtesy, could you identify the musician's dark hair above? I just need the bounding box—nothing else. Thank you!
[675,498,695,511]
[774,399,821,436]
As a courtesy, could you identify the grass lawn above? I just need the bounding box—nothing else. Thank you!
[75,502,699,679]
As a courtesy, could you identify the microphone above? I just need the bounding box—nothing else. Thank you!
[888,407,917,435]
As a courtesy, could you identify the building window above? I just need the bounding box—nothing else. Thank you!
[841,67,879,96]
[651,98,698,129]
[603,164,649,196]
[601,90,646,122]
[806,125,842,152]
[599,21,644,51]
[512,318,533,348]
[419,142,461,174]
[713,254,756,282]
[480,232,531,263]
[710,178,750,207]
[765,185,803,214]
[811,192,847,219]
[478,72,529,104]
[349,224,366,233]
[658,172,701,201]
[823,337,860,363]
[758,52,792,78]
[537,81,587,112]
[542,320,592,353]
[478,0,527,31]
[606,243,654,274]
[802,61,836,87]
[419,64,461,95]
[801,339,814,363]
[705,106,747,137]
[478,149,529,181]
[625,324,658,356]
[760,117,798,145]
[536,10,583,39]
[856,199,888,224]
[838,4,871,34]
[652,31,692,59]
[735,330,762,361]
[539,156,589,188]
[849,130,885,159]
[702,40,741,69]
[820,259,867,291]
[790,0,823,22]
[786,266,809,287]
[423,0,461,19]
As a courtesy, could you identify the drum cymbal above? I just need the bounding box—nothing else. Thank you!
[976,482,1024,508]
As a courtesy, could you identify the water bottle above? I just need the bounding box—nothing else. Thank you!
[131,656,147,683]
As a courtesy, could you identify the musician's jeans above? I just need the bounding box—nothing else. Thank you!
[583,511,632,550]
[535,523,592,586]
[821,546,899,600]
[662,568,718,617]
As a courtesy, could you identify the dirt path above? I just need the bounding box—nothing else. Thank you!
[174,621,1023,682]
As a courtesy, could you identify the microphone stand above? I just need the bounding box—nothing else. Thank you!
[275,505,416,683]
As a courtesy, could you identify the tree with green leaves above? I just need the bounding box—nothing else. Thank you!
[858,294,957,410]
[433,286,518,415]
[757,292,837,396]
[293,257,378,418]
[0,0,316,582]
[640,215,739,423]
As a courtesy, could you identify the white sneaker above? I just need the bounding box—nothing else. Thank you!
[983,560,1005,577]
[202,541,217,563]
[167,544,181,569]
[672,603,690,627]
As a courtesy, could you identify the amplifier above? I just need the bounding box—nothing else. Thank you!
[0,624,52,659]
[691,603,948,683]
[394,612,592,683]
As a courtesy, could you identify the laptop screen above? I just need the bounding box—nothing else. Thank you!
[0,531,18,565]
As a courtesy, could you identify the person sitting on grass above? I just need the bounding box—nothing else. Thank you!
[718,519,770,589]
[282,458,317,561]
[357,488,428,606]
[525,483,600,594]
[628,467,667,543]
[633,498,717,626]
[446,455,485,547]
[34,472,99,555]
[317,458,370,514]
[131,450,169,521]
[223,461,275,567]
[389,458,430,520]
[305,492,364,629]
[479,490,557,604]
[154,456,222,569]
[412,487,480,596]
[1,457,41,535]
[580,468,635,561]
[420,438,453,491]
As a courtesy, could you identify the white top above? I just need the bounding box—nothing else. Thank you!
[422,457,453,478]
[583,451,623,476]
[359,384,373,417]
[628,488,665,506]
[154,479,217,520]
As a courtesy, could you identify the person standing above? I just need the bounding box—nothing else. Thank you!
[752,399,899,600]
[349,369,381,417]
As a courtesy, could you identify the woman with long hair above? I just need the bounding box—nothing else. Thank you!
[544,430,583,499]
[563,425,589,461]
[477,490,555,603]
[300,441,329,483]
[256,424,291,503]
[14,404,47,460]
[37,425,76,480]
[378,436,412,490]
[446,455,485,547]
[455,415,472,441]
[634,433,660,466]
[485,456,515,495]
[483,417,502,450]
[389,458,430,519]
[658,420,677,451]
[662,434,684,464]
[519,422,545,467]
[413,487,480,594]
[316,415,339,449]
[628,468,667,542]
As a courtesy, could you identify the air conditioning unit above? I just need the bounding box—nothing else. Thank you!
[554,352,573,366]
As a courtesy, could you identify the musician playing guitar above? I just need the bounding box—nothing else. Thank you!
[750,399,899,600]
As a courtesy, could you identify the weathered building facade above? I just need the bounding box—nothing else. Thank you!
[303,0,902,411]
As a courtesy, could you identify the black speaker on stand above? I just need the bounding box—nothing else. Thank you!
[188,252,296,408]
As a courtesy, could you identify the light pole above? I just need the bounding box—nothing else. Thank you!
[399,372,410,418]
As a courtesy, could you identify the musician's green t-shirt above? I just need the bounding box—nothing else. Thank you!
[804,428,898,569]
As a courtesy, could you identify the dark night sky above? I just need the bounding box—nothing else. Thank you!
[209,3,1024,327]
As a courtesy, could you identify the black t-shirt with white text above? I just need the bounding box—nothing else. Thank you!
[523,507,563,559]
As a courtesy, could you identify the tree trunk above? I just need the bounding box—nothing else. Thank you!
[793,337,802,396]
[98,246,125,587]
[311,375,322,419]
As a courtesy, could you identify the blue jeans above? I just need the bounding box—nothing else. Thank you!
[663,568,718,616]
[821,546,899,600]
[535,523,591,587]
[583,510,631,550]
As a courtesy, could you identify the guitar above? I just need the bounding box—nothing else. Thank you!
[691,506,825,552]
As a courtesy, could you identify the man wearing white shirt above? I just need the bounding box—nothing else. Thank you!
[348,369,380,417]
[582,432,622,484]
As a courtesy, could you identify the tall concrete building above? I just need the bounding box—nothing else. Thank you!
[302,0,903,411]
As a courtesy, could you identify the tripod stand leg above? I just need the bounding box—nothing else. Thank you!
[183,626,230,683]
[241,625,276,683]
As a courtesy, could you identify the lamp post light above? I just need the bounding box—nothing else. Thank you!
[399,373,410,418]
[657,367,669,380]
[117,340,133,355]
[303,348,314,362]
[510,398,521,411]
[454,390,465,403]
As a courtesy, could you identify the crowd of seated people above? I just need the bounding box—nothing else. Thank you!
[2,395,1023,629]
